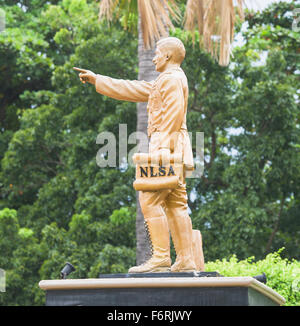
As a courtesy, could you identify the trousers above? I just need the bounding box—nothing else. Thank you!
[139,183,189,220]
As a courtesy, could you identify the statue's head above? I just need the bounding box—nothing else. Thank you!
[153,37,186,72]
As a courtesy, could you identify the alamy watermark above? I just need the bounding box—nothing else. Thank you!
[0,268,5,292]
[0,9,5,33]
[292,8,300,32]
[96,125,204,179]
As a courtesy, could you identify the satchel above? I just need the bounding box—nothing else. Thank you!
[132,153,184,191]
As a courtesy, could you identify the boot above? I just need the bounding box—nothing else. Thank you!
[128,215,171,273]
[167,210,197,272]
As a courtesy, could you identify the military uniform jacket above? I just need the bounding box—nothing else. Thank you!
[95,67,194,170]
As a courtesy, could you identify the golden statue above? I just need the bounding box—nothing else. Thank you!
[74,37,204,273]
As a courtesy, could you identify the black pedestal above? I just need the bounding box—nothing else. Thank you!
[39,273,285,306]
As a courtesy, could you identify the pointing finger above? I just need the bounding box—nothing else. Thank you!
[73,67,88,73]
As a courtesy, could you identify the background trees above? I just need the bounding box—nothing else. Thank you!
[0,0,299,305]
[188,1,300,261]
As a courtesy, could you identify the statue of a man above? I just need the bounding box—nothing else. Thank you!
[74,37,202,273]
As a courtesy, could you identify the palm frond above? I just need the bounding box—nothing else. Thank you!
[184,0,245,66]
[137,0,182,49]
[184,0,204,41]
[98,0,181,49]
[98,0,120,21]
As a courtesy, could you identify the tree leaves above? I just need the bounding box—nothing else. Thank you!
[0,0,299,306]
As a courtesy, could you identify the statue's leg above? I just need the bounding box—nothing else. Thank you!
[165,185,197,272]
[128,189,172,273]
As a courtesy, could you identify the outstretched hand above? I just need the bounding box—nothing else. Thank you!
[73,67,97,85]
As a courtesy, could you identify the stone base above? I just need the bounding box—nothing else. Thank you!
[39,273,285,306]
[98,271,220,279]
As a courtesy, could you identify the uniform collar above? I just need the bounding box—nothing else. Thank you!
[156,67,182,81]
[162,66,182,74]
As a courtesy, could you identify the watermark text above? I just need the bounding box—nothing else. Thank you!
[96,125,204,179]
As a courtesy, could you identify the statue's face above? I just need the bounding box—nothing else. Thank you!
[152,46,169,72]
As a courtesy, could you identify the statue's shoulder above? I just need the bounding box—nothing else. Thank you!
[156,68,186,87]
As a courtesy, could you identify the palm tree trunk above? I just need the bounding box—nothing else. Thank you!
[135,14,159,265]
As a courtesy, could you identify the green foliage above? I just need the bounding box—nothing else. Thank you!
[206,249,300,306]
[89,244,136,276]
[0,208,44,305]
[0,0,299,306]
[0,206,136,305]
[0,208,19,267]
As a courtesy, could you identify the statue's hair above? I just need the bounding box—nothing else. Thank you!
[156,37,186,64]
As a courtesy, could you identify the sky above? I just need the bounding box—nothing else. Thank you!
[244,0,294,11]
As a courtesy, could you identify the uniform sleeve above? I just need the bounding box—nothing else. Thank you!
[157,75,185,150]
[95,74,153,103]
